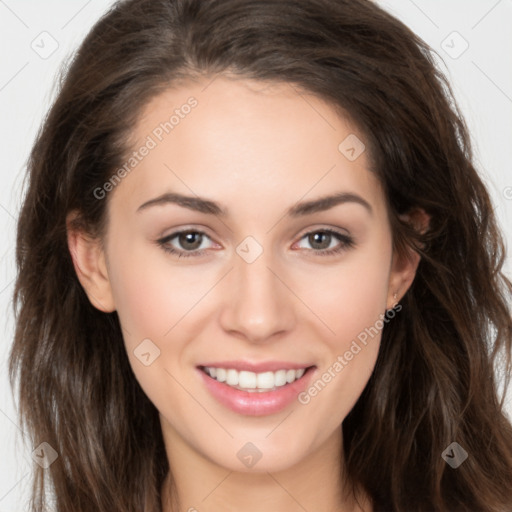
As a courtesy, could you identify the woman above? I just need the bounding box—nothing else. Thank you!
[9,0,512,510]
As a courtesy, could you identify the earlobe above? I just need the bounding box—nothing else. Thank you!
[386,207,430,309]
[66,213,116,313]
[386,247,421,310]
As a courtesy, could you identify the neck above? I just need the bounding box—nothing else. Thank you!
[160,423,371,512]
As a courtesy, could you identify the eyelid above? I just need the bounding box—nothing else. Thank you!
[291,227,355,254]
[294,224,351,239]
[158,227,219,251]
[156,225,355,258]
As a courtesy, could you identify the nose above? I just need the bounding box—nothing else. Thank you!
[218,249,296,344]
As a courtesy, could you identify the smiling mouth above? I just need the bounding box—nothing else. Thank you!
[198,365,315,392]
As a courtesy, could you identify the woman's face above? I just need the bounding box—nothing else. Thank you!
[72,76,417,473]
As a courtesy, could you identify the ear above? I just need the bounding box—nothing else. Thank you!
[66,211,116,313]
[386,207,430,310]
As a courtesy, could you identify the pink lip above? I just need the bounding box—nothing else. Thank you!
[198,360,311,372]
[197,365,316,416]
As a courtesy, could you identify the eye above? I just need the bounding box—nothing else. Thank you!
[294,229,355,256]
[156,227,355,259]
[156,229,216,258]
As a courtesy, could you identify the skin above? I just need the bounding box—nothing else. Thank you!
[67,76,425,512]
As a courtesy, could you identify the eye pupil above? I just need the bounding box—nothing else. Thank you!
[159,228,351,258]
[179,231,202,250]
[309,231,331,250]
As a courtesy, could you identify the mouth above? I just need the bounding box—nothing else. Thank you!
[198,365,312,392]
[196,362,316,416]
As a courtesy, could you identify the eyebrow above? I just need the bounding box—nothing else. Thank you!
[136,191,373,217]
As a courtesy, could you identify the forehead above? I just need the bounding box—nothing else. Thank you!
[108,76,386,220]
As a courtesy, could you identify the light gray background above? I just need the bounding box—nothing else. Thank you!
[1,1,511,510]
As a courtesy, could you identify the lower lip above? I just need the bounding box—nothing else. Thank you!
[197,367,316,416]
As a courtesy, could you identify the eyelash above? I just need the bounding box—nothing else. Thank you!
[156,228,355,259]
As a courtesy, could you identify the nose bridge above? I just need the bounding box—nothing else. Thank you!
[218,240,295,342]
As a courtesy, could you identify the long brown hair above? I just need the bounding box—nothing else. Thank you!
[9,0,512,510]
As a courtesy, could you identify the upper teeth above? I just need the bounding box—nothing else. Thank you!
[204,367,306,392]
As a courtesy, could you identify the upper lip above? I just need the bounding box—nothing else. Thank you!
[198,360,315,372]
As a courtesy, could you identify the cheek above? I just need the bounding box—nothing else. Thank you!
[295,240,392,424]
[300,239,392,350]
[106,240,201,417]
[107,236,208,343]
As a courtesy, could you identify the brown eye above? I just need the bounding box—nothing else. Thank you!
[177,231,204,251]
[157,229,214,258]
[307,231,333,250]
[295,229,355,256]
